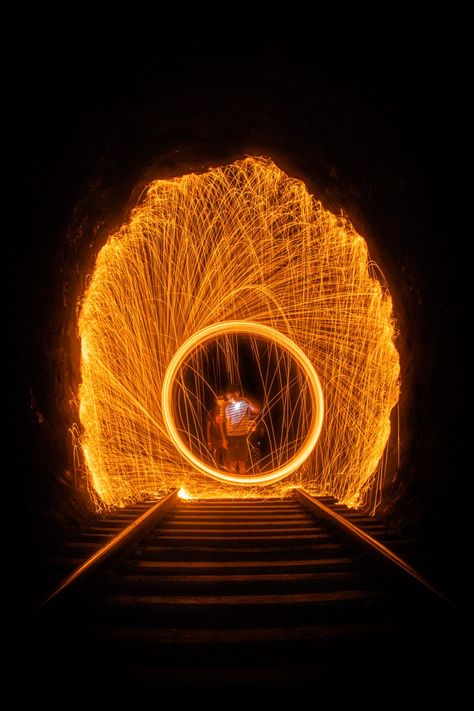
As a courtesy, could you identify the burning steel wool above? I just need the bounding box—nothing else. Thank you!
[78,157,399,508]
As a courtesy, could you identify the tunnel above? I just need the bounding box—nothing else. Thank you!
[10,33,467,697]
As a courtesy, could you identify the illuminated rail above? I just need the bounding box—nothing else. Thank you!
[295,489,453,606]
[38,489,179,609]
[37,489,450,611]
[29,490,462,693]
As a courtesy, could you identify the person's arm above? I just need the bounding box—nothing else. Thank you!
[206,417,212,448]
[244,397,261,415]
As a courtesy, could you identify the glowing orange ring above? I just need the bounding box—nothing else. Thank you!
[162,321,324,485]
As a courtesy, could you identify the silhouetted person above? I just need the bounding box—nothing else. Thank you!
[221,384,260,474]
[206,393,226,467]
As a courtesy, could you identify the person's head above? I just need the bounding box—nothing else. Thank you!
[215,392,225,406]
[225,383,241,402]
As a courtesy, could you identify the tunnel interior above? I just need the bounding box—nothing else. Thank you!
[11,39,465,605]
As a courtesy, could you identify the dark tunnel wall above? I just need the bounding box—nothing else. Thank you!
[9,31,466,598]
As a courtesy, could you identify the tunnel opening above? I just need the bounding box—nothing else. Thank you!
[77,157,399,509]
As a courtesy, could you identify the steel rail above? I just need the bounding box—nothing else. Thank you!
[295,488,453,606]
[38,488,179,610]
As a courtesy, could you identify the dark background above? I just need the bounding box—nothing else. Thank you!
[9,24,467,605]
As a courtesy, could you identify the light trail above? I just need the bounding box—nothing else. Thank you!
[161,321,324,485]
[78,157,399,508]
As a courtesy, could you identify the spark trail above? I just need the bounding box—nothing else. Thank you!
[78,157,399,508]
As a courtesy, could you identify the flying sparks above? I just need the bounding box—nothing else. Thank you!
[78,157,399,508]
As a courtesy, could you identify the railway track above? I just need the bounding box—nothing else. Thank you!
[26,489,465,699]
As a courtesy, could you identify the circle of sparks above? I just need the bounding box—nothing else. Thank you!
[162,321,324,485]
